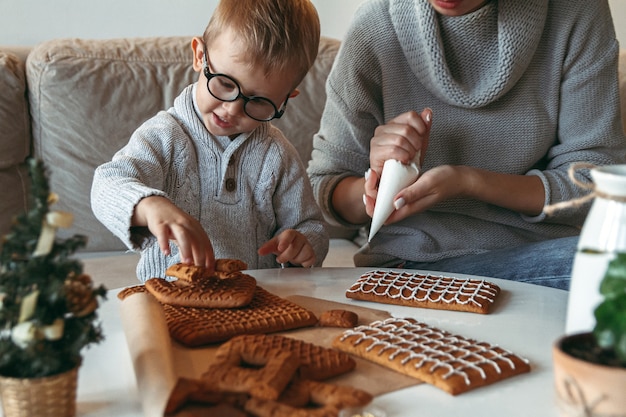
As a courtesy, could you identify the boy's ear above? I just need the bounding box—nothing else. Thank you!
[289,89,300,99]
[191,37,204,73]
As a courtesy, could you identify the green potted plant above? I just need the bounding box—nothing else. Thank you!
[0,159,106,417]
[553,252,626,417]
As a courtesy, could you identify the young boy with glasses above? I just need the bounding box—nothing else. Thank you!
[91,0,328,282]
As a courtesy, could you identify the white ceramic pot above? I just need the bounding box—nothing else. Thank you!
[566,164,626,334]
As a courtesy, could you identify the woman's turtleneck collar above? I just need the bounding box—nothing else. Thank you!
[389,0,548,108]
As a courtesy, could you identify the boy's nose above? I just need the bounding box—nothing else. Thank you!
[223,99,245,116]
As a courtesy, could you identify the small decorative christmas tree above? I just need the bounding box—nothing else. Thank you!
[0,159,106,378]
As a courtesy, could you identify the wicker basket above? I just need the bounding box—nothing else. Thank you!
[0,367,79,417]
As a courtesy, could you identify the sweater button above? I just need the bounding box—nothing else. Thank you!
[225,178,236,192]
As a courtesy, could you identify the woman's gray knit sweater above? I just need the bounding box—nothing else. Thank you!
[307,0,626,267]
[92,84,328,282]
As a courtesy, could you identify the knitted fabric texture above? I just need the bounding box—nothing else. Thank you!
[391,0,547,107]
[307,0,626,267]
[92,84,328,282]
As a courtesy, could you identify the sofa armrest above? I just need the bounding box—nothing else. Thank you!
[0,50,30,237]
[618,48,626,133]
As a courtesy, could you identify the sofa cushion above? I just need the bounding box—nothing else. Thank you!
[273,37,340,170]
[26,36,344,251]
[273,37,356,241]
[27,37,197,251]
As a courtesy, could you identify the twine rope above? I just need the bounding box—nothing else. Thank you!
[543,163,626,216]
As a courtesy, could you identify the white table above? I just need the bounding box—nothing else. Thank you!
[72,255,567,417]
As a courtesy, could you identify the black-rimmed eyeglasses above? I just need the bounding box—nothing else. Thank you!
[202,49,289,122]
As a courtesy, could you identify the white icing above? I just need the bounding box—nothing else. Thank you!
[340,318,525,386]
[346,270,499,308]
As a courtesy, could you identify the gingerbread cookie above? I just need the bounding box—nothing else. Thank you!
[162,286,319,346]
[164,333,369,415]
[165,377,248,414]
[144,273,256,308]
[116,284,147,301]
[166,258,248,282]
[346,269,500,314]
[245,378,373,417]
[216,258,248,273]
[318,309,359,328]
[223,334,356,381]
[165,377,372,417]
[204,342,300,401]
[333,317,530,395]
[165,263,208,283]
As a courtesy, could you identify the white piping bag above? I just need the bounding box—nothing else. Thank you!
[368,152,421,242]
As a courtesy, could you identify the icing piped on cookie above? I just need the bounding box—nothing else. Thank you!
[335,317,530,394]
[346,269,500,314]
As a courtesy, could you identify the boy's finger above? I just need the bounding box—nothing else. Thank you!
[257,237,279,256]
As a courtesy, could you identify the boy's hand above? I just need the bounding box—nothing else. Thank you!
[257,229,316,268]
[132,196,215,272]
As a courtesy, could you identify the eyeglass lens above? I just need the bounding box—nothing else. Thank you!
[207,75,278,121]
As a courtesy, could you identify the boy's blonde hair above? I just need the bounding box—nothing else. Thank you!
[203,0,320,88]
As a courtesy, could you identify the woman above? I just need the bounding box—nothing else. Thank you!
[307,0,626,289]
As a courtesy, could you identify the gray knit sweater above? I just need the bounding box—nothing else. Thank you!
[92,84,328,282]
[308,0,626,267]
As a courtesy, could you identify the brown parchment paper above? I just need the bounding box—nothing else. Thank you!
[120,292,422,417]
[119,291,178,417]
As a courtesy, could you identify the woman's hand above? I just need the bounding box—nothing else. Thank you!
[363,108,432,217]
[369,108,432,174]
[383,164,466,223]
[381,165,546,225]
[364,104,544,225]
[257,229,316,267]
[363,164,459,220]
[132,196,215,271]
[332,108,433,226]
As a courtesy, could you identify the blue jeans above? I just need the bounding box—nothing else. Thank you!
[403,236,578,290]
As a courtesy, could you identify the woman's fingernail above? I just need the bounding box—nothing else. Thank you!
[364,168,371,181]
[425,108,433,123]
[394,197,405,210]
[362,194,367,206]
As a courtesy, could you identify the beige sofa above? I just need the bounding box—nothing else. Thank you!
[0,36,361,276]
[1,36,625,284]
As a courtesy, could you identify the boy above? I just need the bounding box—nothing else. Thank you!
[91,0,328,282]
